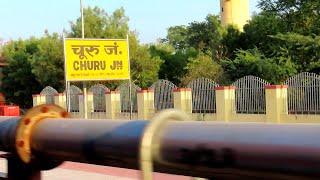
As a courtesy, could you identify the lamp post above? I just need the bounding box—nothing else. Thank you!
[80,0,85,39]
[80,0,88,119]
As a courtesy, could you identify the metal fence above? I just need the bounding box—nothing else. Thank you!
[68,85,82,113]
[284,72,320,114]
[150,80,177,111]
[89,84,110,112]
[40,86,58,104]
[116,81,141,119]
[88,84,110,119]
[187,78,219,113]
[37,73,320,118]
[232,76,270,114]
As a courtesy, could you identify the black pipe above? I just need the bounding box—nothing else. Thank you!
[0,117,19,152]
[28,119,320,179]
[1,117,320,178]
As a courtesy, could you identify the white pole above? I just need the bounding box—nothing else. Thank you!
[80,0,85,39]
[63,34,70,112]
[80,0,88,119]
[126,35,133,120]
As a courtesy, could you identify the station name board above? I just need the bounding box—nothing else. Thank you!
[64,38,130,81]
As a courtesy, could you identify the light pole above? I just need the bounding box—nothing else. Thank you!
[80,0,85,39]
[80,0,88,119]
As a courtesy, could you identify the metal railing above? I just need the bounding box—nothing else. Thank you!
[37,73,320,117]
[187,78,219,113]
[89,84,109,119]
[116,81,141,119]
[285,72,320,114]
[40,86,58,105]
[68,85,82,114]
[232,76,270,114]
[150,80,177,111]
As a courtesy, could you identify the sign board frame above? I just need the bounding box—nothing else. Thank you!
[63,38,131,82]
[63,36,133,119]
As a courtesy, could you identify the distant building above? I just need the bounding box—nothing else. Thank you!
[220,0,250,31]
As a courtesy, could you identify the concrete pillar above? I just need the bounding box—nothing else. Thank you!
[265,85,288,123]
[215,86,236,122]
[173,88,192,114]
[78,93,84,116]
[79,92,93,118]
[137,89,155,120]
[32,94,41,107]
[54,93,66,109]
[87,92,94,119]
[32,94,46,106]
[40,95,47,105]
[105,91,121,119]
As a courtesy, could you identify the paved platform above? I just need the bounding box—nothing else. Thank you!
[0,159,192,180]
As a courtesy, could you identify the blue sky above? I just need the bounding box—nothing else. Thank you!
[0,0,260,43]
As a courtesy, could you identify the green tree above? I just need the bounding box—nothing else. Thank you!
[163,15,225,60]
[164,25,188,50]
[1,40,42,108]
[30,33,64,91]
[150,44,197,85]
[186,15,225,60]
[258,0,320,34]
[131,45,162,88]
[69,7,129,39]
[221,25,242,59]
[159,15,227,85]
[181,54,223,86]
[241,12,285,55]
[271,33,320,73]
[221,48,297,84]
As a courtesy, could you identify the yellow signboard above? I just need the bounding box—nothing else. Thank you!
[64,38,130,81]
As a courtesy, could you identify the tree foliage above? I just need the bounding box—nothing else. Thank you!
[158,0,319,85]
[1,40,42,108]
[150,44,197,85]
[30,33,64,91]
[221,49,297,84]
[241,12,286,55]
[131,45,163,88]
[69,7,129,39]
[271,33,320,73]
[187,15,225,59]
[181,54,223,86]
[165,26,188,50]
[258,0,320,34]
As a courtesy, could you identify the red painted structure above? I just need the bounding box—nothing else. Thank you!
[0,105,20,116]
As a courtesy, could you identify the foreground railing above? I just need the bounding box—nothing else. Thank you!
[0,104,320,179]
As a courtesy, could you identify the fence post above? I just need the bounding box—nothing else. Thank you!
[137,89,155,120]
[39,94,47,105]
[106,91,121,119]
[86,92,94,119]
[54,93,66,109]
[265,85,288,123]
[78,93,84,117]
[32,94,41,107]
[215,86,236,122]
[173,88,192,114]
[79,93,93,118]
